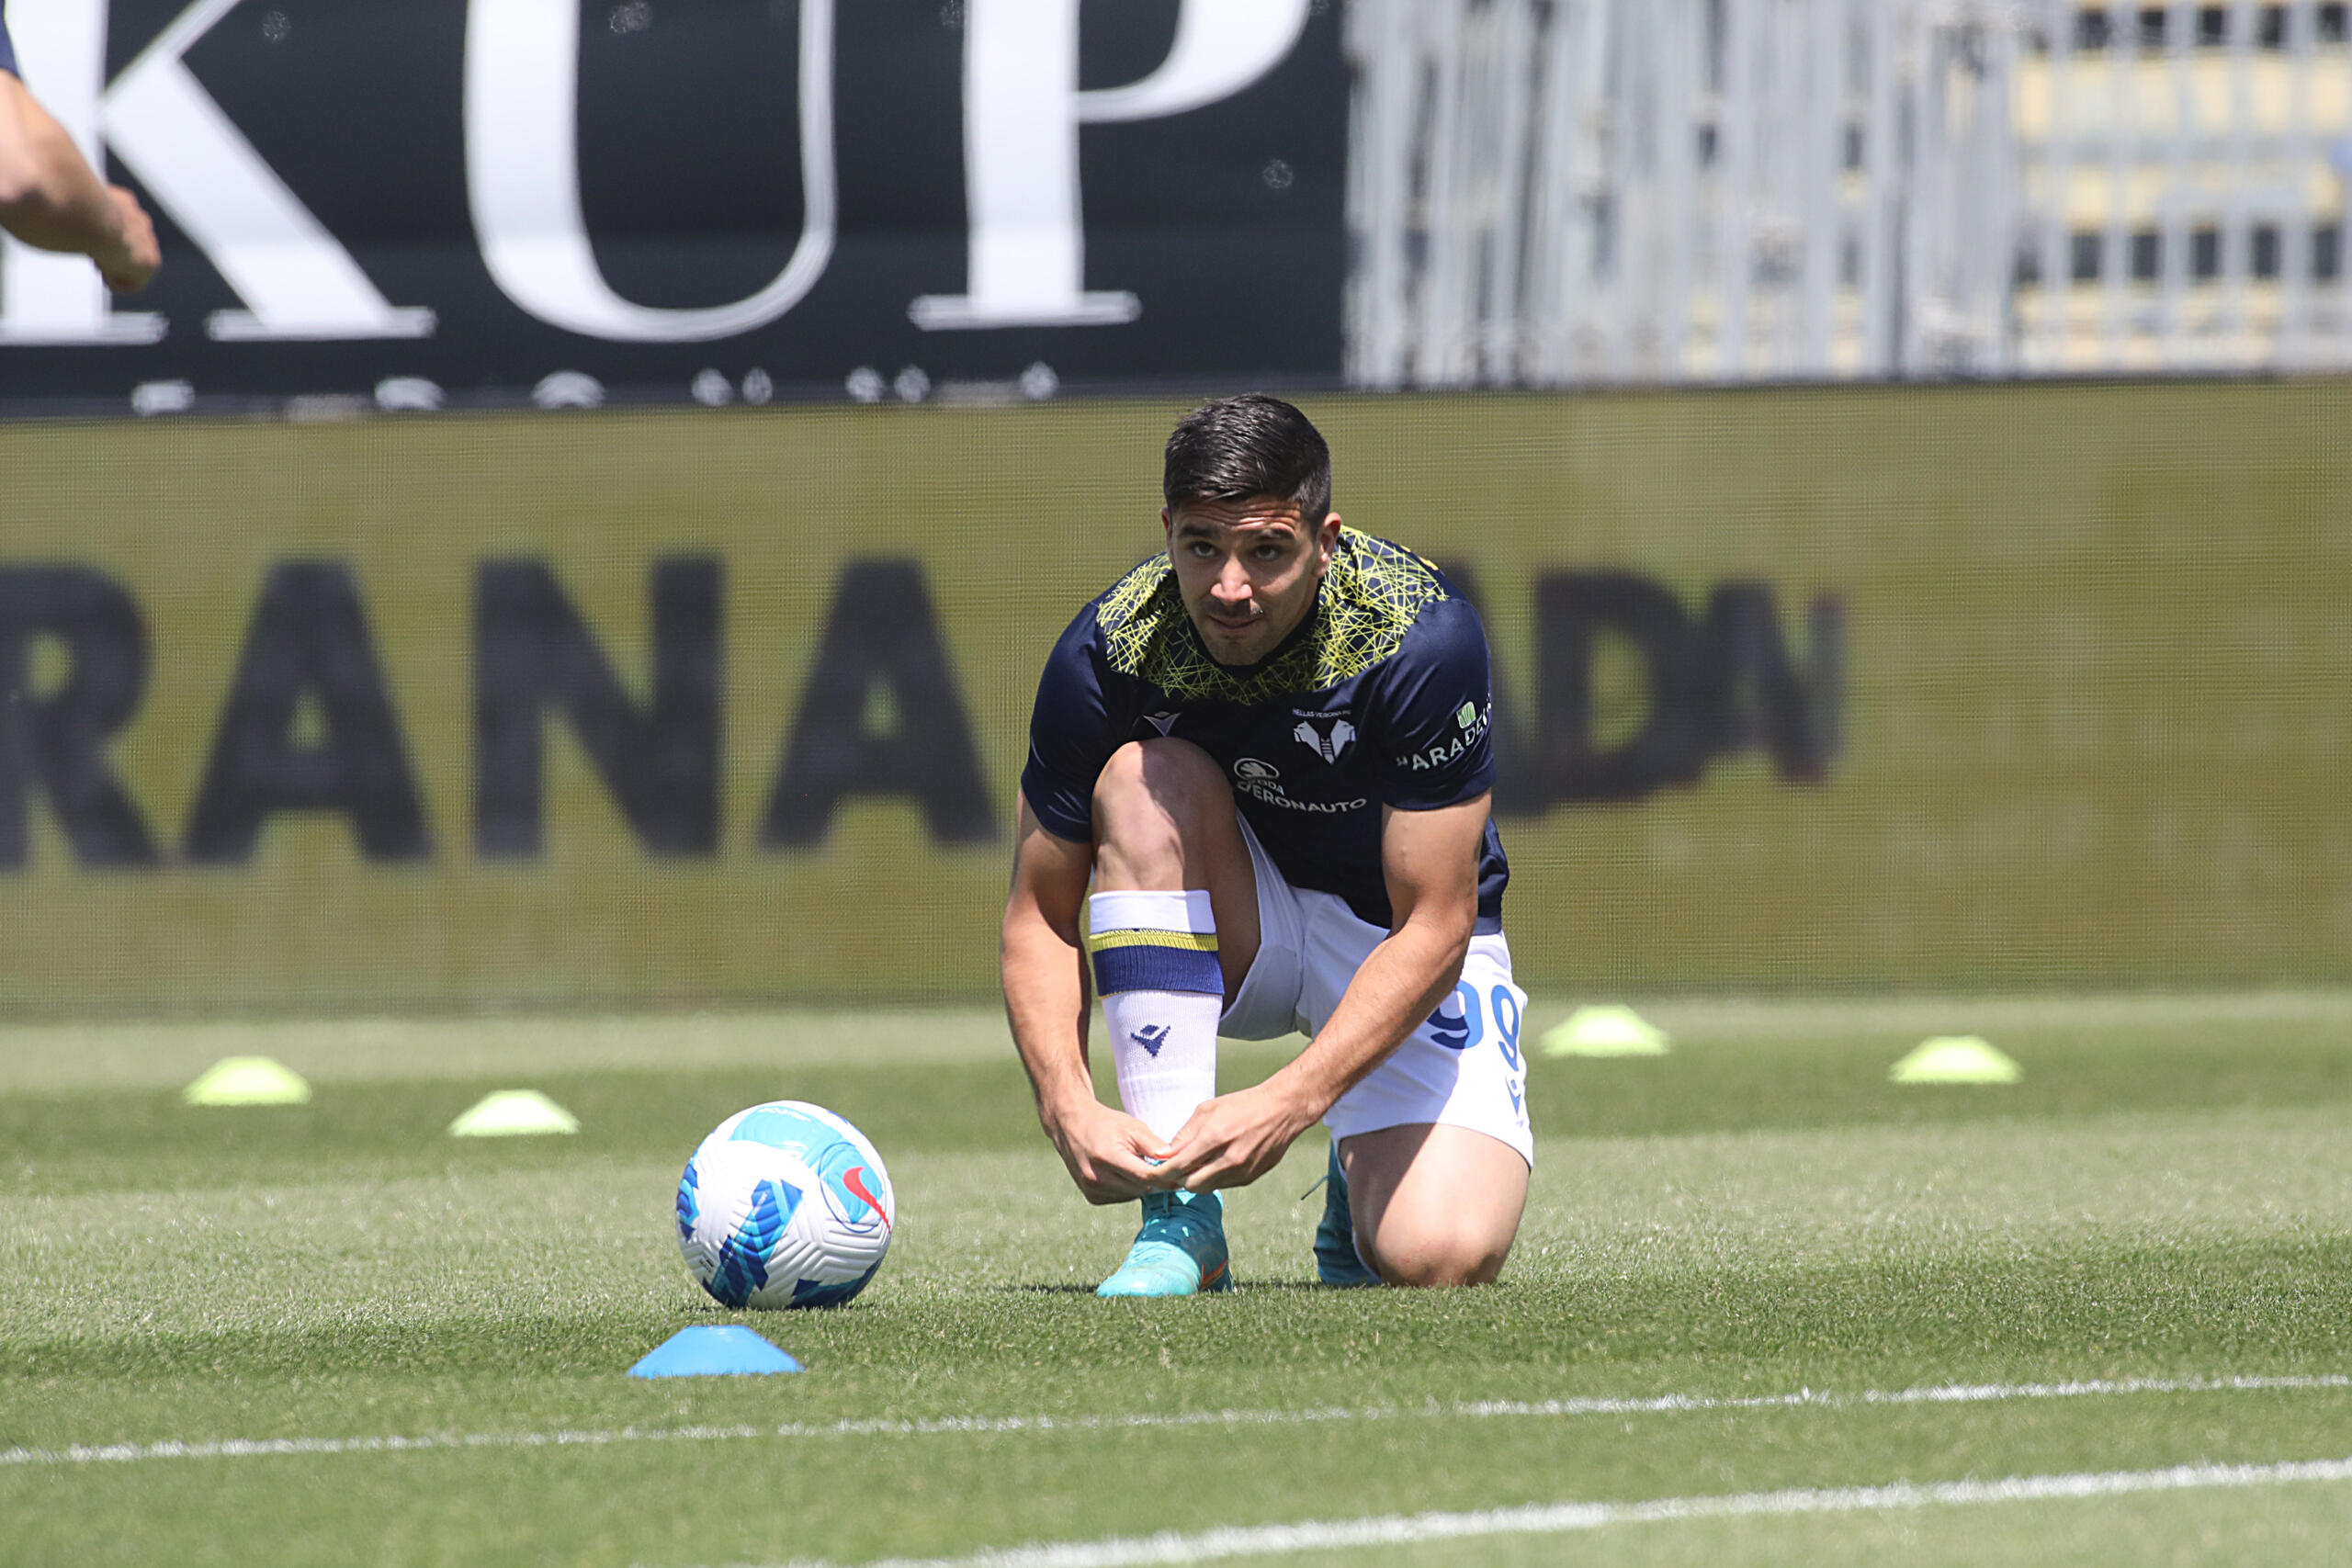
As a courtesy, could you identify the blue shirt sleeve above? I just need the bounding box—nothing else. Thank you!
[0,13,18,79]
[1018,603,1126,844]
[1362,593,1498,810]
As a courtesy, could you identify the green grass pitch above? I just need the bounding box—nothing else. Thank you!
[4,994,2351,1566]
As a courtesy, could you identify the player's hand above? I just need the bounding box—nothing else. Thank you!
[98,186,159,293]
[1152,1082,1318,1193]
[1042,1099,1171,1205]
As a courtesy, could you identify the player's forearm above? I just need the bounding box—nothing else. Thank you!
[1001,905,1098,1124]
[1268,914,1472,1121]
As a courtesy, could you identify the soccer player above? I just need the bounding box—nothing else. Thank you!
[1004,395,1532,1295]
[0,8,161,292]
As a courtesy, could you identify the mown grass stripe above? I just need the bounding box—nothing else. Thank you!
[4,1372,2345,1470]
[744,1455,2352,1568]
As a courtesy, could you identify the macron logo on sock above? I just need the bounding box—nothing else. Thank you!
[1131,1024,1171,1058]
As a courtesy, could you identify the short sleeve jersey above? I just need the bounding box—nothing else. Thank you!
[1022,527,1509,931]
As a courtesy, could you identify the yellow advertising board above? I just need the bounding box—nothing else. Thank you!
[1,381,2344,1010]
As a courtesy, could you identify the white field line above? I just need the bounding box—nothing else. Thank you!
[738,1455,2352,1568]
[3,1372,2346,1471]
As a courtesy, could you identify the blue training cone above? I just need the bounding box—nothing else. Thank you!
[628,1325,803,1379]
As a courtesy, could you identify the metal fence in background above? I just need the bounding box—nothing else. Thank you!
[1346,0,2352,385]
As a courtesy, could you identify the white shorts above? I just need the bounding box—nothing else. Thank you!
[1219,817,1533,1168]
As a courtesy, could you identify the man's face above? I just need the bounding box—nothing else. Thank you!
[1162,495,1341,667]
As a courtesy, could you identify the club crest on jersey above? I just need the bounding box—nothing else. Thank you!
[1292,712,1357,763]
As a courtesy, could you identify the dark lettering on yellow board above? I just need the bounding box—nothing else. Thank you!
[0,566,159,868]
[1445,568,1843,813]
[0,557,1837,870]
[474,557,723,859]
[760,559,999,849]
[183,561,432,863]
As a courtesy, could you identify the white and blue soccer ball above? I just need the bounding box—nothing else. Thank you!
[674,1100,895,1310]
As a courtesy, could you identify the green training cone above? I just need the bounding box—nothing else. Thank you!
[183,1056,312,1107]
[1541,1005,1670,1057]
[1890,1036,2021,1085]
[448,1089,579,1137]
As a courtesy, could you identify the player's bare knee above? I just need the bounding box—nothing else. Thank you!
[1098,738,1227,803]
[1355,1172,1517,1287]
[1092,740,1233,884]
[1363,1227,1510,1289]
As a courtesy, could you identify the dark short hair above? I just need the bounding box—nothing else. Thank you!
[1162,394,1332,525]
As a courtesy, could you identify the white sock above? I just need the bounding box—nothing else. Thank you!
[1088,889,1222,1145]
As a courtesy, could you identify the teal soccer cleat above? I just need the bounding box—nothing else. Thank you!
[1313,1144,1381,1287]
[1096,1190,1232,1297]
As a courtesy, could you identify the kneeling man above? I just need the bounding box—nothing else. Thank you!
[1001,394,1532,1293]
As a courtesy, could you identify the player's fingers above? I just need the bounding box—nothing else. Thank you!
[1080,1167,1148,1203]
[1151,1137,1231,1188]
[1139,1150,1198,1187]
[1125,1131,1175,1163]
[1165,1109,1239,1162]
[1097,1142,1168,1189]
[1091,1106,1173,1163]
[1175,1141,1248,1191]
[1166,1123,1253,1187]
[1069,1134,1159,1200]
[1091,1142,1151,1178]
[1204,1145,1275,1191]
[1160,1108,1210,1153]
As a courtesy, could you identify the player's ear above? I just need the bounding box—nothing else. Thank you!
[1317,512,1342,564]
[1161,505,1174,545]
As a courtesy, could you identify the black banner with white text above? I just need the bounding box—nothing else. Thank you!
[0,0,1346,412]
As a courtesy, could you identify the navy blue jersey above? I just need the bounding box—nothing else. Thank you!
[0,10,16,79]
[1023,528,1509,931]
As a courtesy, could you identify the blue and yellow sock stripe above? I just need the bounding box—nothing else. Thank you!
[1086,927,1223,997]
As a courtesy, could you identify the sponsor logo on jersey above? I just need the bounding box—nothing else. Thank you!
[1144,711,1180,736]
[1403,699,1491,771]
[1291,711,1357,763]
[1236,755,1366,813]
[1233,778,1370,814]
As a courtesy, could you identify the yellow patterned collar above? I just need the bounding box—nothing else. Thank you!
[1094,528,1447,706]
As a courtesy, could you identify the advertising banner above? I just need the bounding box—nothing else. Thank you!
[0,0,1346,410]
[0,379,2345,1010]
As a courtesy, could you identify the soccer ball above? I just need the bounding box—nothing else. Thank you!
[674,1100,895,1309]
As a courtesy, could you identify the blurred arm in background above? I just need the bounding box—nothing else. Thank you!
[0,37,159,292]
